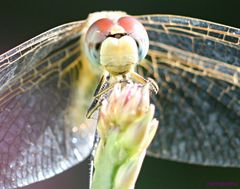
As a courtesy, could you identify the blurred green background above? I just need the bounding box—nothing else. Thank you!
[0,0,240,189]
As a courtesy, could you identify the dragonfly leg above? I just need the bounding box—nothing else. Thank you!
[87,73,148,119]
[93,83,115,99]
[86,75,115,119]
[130,71,159,94]
[93,74,133,98]
[86,99,103,119]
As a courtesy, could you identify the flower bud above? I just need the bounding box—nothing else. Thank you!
[91,83,158,189]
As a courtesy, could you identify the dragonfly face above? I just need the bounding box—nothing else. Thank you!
[84,14,157,118]
[85,16,149,75]
[0,11,239,189]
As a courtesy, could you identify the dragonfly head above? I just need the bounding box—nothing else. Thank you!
[85,16,149,75]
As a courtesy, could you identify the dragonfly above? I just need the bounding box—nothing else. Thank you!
[0,11,239,189]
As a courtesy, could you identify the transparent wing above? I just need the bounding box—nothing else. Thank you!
[0,20,84,91]
[136,15,240,167]
[0,21,98,189]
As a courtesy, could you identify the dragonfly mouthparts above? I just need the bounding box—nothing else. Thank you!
[106,33,128,39]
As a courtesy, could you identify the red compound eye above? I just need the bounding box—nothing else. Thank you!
[118,16,149,61]
[86,18,114,43]
[118,17,144,34]
[85,18,114,65]
[92,18,114,33]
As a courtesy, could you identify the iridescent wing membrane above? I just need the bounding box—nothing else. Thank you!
[0,21,98,188]
[0,13,240,189]
[135,15,240,167]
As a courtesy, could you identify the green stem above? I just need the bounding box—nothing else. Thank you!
[91,132,123,189]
